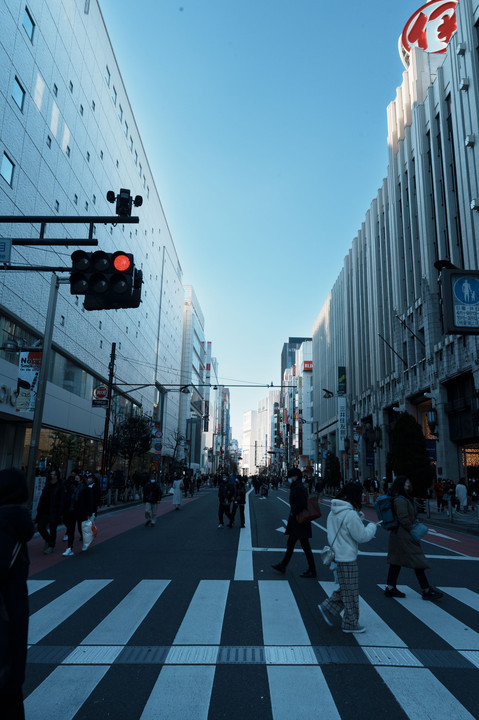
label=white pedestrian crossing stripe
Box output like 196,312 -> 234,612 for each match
25,580 -> 479,720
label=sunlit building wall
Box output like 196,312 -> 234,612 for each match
313,0 -> 479,482
0,1 -> 184,469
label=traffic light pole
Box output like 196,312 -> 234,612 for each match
25,273 -> 66,507
100,342 -> 116,497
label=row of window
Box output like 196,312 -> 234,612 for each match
105,65 -> 149,191
15,8 -> 151,200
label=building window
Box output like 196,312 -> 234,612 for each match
124,121 -> 128,137
105,65 -> 111,86
86,151 -> 90,162
85,201 -> 89,211
69,80 -> 73,93
54,200 -> 59,212
129,136 -> 133,151
12,77 -> 25,111
0,153 -> 14,186
66,145 -> 71,157
118,104 -> 123,121
74,193 -> 78,205
92,194 -> 96,205
147,186 -> 150,198
116,159 -> 119,168
134,150 -> 138,165
92,99 -> 95,111
139,162 -> 142,177
23,7 -> 35,42
80,104 -> 84,116
46,135 -> 52,148
112,86 -> 117,105
100,340 -> 103,349
60,315 -> 65,326
100,150 -> 103,160
53,83 -> 58,97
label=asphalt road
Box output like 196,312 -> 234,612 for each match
23,486 -> 479,720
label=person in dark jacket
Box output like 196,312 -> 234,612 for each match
384,475 -> 443,600
143,478 -> 162,526
272,467 -> 317,578
62,473 -> 84,557
35,467 -> 63,554
217,477 -> 233,527
0,468 -> 35,719
229,477 -> 247,528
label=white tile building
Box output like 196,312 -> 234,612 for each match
0,1 -> 184,471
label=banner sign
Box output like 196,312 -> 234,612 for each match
16,351 -> 42,412
338,396 -> 347,452
338,366 -> 346,395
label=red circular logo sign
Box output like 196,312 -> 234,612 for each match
93,385 -> 108,399
401,0 -> 457,62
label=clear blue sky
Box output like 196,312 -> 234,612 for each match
99,0 -> 420,439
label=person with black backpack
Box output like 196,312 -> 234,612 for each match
143,478 -> 162,526
384,475 -> 443,600
0,468 -> 35,720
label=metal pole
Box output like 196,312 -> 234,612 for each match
101,342 -> 116,494
26,273 -> 60,507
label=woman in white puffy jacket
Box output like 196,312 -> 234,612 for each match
318,482 -> 377,633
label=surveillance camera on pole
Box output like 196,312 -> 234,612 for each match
106,188 -> 143,217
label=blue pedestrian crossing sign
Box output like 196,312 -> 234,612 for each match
442,269 -> 479,334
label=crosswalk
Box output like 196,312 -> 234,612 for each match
24,578 -> 479,719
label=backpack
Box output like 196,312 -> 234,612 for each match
374,494 -> 398,530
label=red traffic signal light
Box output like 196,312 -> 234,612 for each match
70,250 -> 141,310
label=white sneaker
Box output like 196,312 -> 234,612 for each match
62,548 -> 74,557
218,524 -> 224,528
62,534 -> 68,541
342,625 -> 366,634
81,545 -> 88,551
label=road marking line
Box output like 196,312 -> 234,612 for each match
28,579 -> 113,645
24,665 -> 109,720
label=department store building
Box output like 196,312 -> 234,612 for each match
0,1 -> 185,473
313,0 -> 479,483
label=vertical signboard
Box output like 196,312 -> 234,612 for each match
338,396 -> 347,452
338,366 -> 346,395
16,351 -> 42,412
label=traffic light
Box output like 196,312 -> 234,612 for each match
70,250 -> 142,310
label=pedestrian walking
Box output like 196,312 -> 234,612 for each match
77,475 -> 97,552
384,475 -> 443,600
144,478 -> 162,526
35,467 -> 63,554
271,467 -> 317,578
171,475 -> 183,510
62,473 -> 83,557
455,478 -> 468,512
317,482 -> 377,633
0,468 -> 35,720
434,478 -> 445,512
229,477 -> 247,528
218,477 -> 233,527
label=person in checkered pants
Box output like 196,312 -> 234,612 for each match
318,482 -> 377,633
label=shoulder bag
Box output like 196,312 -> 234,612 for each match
410,520 -> 428,541
320,517 -> 345,566
296,495 -> 321,524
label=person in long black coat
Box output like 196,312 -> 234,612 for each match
0,468 -> 35,720
35,467 -> 63,554
272,467 -> 317,578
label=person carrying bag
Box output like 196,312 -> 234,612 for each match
318,483 -> 377,634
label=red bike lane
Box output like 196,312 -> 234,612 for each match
28,496 -> 199,577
